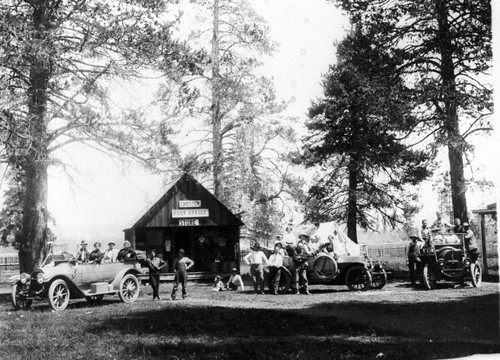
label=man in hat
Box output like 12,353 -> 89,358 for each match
117,240 -> 137,262
226,268 -> 245,291
89,241 -> 104,263
406,234 -> 424,286
267,242 -> 284,295
102,241 -> 118,263
243,241 -> 269,294
463,223 -> 479,261
146,249 -> 166,301
292,237 -> 311,294
171,248 -> 194,300
75,240 -> 90,263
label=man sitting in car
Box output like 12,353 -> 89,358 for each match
117,240 -> 137,262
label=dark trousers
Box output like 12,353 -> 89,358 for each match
408,258 -> 422,285
172,270 -> 188,297
292,262 -> 308,292
250,264 -> 265,293
267,266 -> 282,294
149,272 -> 160,299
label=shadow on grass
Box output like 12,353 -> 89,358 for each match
81,293 -> 500,360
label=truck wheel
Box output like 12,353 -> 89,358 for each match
118,274 -> 140,303
11,284 -> 32,310
48,279 -> 70,311
470,262 -> 482,287
370,269 -> 387,290
278,268 -> 291,294
345,266 -> 372,291
422,263 -> 437,290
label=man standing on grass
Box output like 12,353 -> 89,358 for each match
147,249 -> 166,301
406,235 -> 423,286
267,242 -> 283,295
244,242 -> 269,294
171,249 -> 194,300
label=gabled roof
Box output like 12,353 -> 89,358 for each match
127,173 -> 244,229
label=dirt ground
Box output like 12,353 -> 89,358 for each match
1,279 -> 499,359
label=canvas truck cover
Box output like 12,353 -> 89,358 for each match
314,221 -> 360,257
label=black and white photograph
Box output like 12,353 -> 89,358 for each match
0,0 -> 498,359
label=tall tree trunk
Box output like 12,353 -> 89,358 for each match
347,160 -> 358,243
435,0 -> 468,222
211,0 -> 223,198
18,2 -> 52,273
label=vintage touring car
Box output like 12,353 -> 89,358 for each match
419,232 -> 482,290
10,249 -> 142,311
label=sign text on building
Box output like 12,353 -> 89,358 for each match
179,200 -> 201,208
172,209 -> 209,218
179,219 -> 200,226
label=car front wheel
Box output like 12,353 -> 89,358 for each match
11,283 -> 32,311
118,274 -> 140,303
345,266 -> 372,291
470,262 -> 482,287
422,263 -> 437,290
48,279 -> 70,311
370,269 -> 387,290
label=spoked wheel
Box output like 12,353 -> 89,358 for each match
370,269 -> 387,290
422,263 -> 437,290
118,274 -> 140,303
470,262 -> 482,287
11,284 -> 32,311
277,268 -> 291,294
48,279 -> 70,311
345,266 -> 372,291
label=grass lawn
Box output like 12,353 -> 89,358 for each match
1,282 -> 499,360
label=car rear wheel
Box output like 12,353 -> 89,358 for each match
48,279 -> 70,311
345,266 -> 372,291
470,262 -> 482,287
118,274 -> 140,303
422,263 -> 437,290
11,284 -> 32,311
370,269 -> 387,290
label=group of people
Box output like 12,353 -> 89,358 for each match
74,240 -> 137,264
146,248 -> 194,301
407,214 -> 479,286
242,231 -> 327,295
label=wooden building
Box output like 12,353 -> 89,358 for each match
124,173 -> 243,276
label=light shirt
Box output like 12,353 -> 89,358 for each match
173,256 -> 194,271
268,253 -> 283,267
244,250 -> 269,265
227,274 -> 245,291
102,248 -> 118,262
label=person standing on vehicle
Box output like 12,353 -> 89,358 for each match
267,242 -> 284,295
419,220 -> 432,248
453,218 -> 464,234
117,240 -> 137,262
243,242 -> 269,294
171,249 -> 194,300
75,240 -> 90,263
147,249 -> 166,301
431,212 -> 451,232
406,235 -> 423,286
102,241 -> 118,263
89,241 -> 104,263
463,223 -> 479,261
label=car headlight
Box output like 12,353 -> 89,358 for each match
36,273 -> 45,284
463,258 -> 471,267
438,259 -> 445,267
20,273 -> 31,284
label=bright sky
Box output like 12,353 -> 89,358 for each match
2,0 -> 497,249
44,0 -> 350,248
